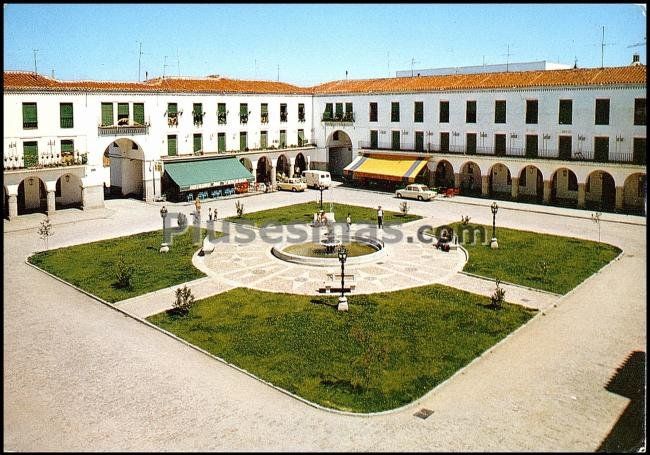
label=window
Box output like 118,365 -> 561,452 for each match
559,99 -> 572,125
370,130 -> 378,148
440,132 -> 449,152
594,137 -> 609,162
391,102 -> 400,122
634,98 -> 646,125
218,132 -> 226,152
466,101 -> 476,123
526,100 -> 538,124
344,102 -> 353,121
117,103 -> 129,124
261,103 -> 269,123
369,102 -> 378,122
260,131 -> 268,149
335,103 -> 343,120
240,132 -> 247,151
280,130 -> 286,148
466,133 -> 477,154
193,103 -> 204,126
558,135 -> 572,160
167,135 -> 177,156
61,139 -> 74,164
525,135 -> 538,158
22,102 -> 39,130
280,103 -> 288,122
324,103 -> 333,120
240,103 -> 248,124
101,103 -> 113,126
193,134 -> 202,153
494,134 -> 506,156
391,130 -> 400,150
133,103 -> 145,125
60,103 -> 73,129
494,100 -> 506,123
167,103 -> 178,127
218,103 -> 227,124
414,101 -> 423,123
415,131 -> 424,151
23,141 -> 38,167
298,103 -> 305,122
439,101 -> 449,123
633,138 -> 646,164
298,129 -> 305,146
595,99 -> 610,125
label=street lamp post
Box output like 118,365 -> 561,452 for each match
318,184 -> 325,211
160,205 -> 169,253
337,246 -> 349,311
490,201 -> 499,249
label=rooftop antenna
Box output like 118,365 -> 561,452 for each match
502,44 -> 514,72
345,70 -> 348,80
137,41 -> 144,81
51,67 -> 55,78
410,57 -> 419,77
33,49 -> 38,75
627,36 -> 646,49
600,26 -> 617,68
574,57 -> 578,69
176,48 -> 180,76
163,55 -> 168,78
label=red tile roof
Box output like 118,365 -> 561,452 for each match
309,65 -> 647,94
3,72 -> 311,94
4,65 -> 646,95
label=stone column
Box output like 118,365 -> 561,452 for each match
47,190 -> 56,215
270,165 -> 276,188
251,160 -> 258,184
481,175 -> 490,196
615,186 -> 624,211
511,177 -> 519,200
8,195 -> 18,220
454,172 -> 461,189
288,158 -> 295,178
543,180 -> 552,204
306,156 -> 311,170
577,183 -> 586,208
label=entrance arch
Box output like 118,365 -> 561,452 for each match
276,154 -> 291,179
459,162 -> 482,194
239,157 -> 253,173
623,173 -> 646,213
294,153 -> 307,176
54,173 -> 83,210
586,170 -> 616,211
256,156 -> 272,184
550,167 -> 579,207
433,160 -> 454,188
518,165 -> 544,202
326,130 -> 352,177
17,176 -> 47,215
488,163 -> 511,197
103,138 -> 145,199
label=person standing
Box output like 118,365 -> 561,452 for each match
346,213 -> 351,232
208,207 -> 213,221
377,206 -> 383,229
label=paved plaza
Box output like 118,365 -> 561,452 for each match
3,185 -> 646,451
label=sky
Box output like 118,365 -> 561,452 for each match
3,3 -> 647,86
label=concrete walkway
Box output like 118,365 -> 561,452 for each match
3,188 -> 646,451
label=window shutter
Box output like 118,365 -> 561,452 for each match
193,134 -> 202,152
118,103 -> 129,117
218,103 -> 226,114
60,103 -> 73,128
240,132 -> 247,151
218,133 -> 226,152
168,103 -> 177,116
23,142 -> 39,167
193,103 -> 202,115
298,129 -> 305,145
168,135 -> 177,156
61,140 -> 74,153
240,104 -> 248,116
260,131 -> 267,149
261,103 -> 268,115
133,103 -> 145,124
101,103 -> 113,126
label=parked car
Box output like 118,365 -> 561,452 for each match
277,177 -> 307,192
396,184 -> 438,201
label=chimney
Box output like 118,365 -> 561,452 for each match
631,53 -> 641,65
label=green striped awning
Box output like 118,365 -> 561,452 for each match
164,157 -> 254,191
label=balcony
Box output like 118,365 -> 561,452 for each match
4,151 -> 88,171
193,113 -> 205,127
60,118 -> 74,129
298,113 -> 306,122
261,113 -> 269,124
218,113 -> 227,125
280,112 -> 288,122
322,112 -> 355,124
240,114 -> 249,125
167,115 -> 179,127
98,124 -> 149,136
22,121 -> 38,129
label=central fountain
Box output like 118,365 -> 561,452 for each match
320,220 -> 341,254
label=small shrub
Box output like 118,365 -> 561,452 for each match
489,278 -> 506,309
114,256 -> 135,290
171,285 -> 195,315
177,212 -> 187,229
37,217 -> 54,250
235,200 -> 244,218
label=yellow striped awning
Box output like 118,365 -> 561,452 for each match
344,155 -> 428,182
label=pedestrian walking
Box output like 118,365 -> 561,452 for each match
377,206 -> 383,229
208,207 -> 213,221
346,213 -> 351,232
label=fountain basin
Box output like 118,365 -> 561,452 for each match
271,235 -> 386,267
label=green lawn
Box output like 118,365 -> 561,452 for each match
446,222 -> 621,294
147,285 -> 535,413
225,201 -> 421,227
29,228 -> 214,302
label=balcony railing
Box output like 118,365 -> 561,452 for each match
358,141 -> 640,165
193,113 -> 204,127
4,152 -> 88,171
240,114 -> 249,124
261,113 -> 269,124
167,115 -> 178,127
218,113 -> 227,125
280,112 -> 288,122
322,112 -> 355,123
22,121 -> 38,129
98,124 -> 149,136
60,118 -> 74,129
298,113 -> 306,122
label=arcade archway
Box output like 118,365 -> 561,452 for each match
103,138 -> 145,199
327,130 -> 352,177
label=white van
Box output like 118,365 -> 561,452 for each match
302,170 -> 332,188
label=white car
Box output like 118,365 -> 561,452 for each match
277,177 -> 307,192
396,184 -> 438,201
